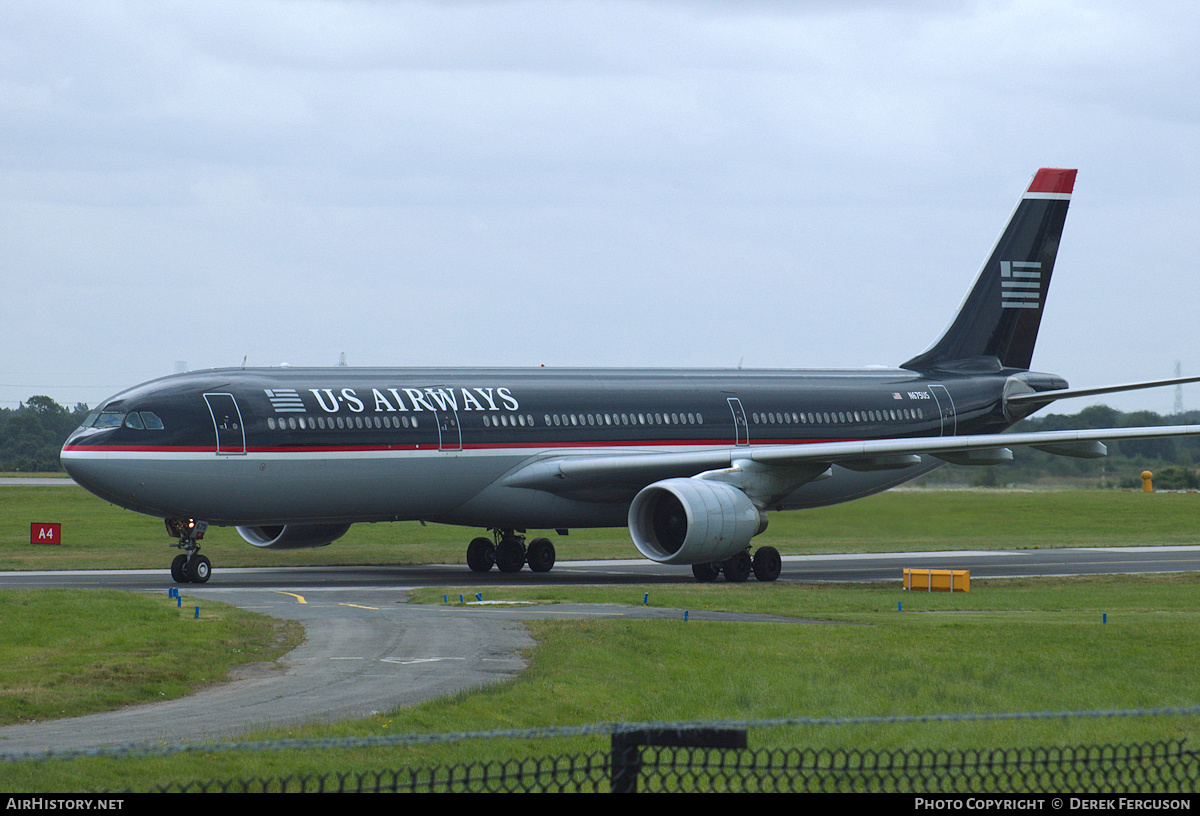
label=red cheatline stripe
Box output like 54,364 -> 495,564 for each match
62,445 -> 215,453
1027,168 -> 1077,195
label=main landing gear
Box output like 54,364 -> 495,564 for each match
466,530 -> 557,574
166,518 -> 212,584
691,546 -> 781,583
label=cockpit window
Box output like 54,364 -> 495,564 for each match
95,412 -> 125,428
80,412 -> 99,429
91,411 -> 164,430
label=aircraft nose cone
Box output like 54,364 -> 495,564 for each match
60,444 -> 102,493
60,433 -> 125,506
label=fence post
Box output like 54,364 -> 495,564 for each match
610,727 -> 748,793
610,731 -> 643,793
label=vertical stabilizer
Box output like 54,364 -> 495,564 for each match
901,168 -> 1076,372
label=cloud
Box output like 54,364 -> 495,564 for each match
2,1 -> 1199,413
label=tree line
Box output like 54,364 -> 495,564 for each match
0,397 -> 91,473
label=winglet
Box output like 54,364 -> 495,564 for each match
1027,168 -> 1076,197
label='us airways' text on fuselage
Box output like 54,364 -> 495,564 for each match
266,387 -> 520,415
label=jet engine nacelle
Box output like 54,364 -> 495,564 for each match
235,523 -> 351,550
628,478 -> 767,565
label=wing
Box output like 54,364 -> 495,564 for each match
503,424 -> 1200,502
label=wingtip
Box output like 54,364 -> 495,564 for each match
1028,168 -> 1077,195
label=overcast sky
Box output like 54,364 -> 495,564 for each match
3,1 -> 1198,415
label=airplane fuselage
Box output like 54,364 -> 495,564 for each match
61,363 -> 1063,529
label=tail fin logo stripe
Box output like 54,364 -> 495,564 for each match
1001,261 -> 1043,310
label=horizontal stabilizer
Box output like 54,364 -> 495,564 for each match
1006,375 -> 1200,407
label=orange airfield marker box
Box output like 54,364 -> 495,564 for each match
903,568 -> 970,593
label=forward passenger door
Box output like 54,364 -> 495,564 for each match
203,393 -> 246,455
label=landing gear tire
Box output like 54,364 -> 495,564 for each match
185,554 -> 211,584
467,537 -> 496,572
166,518 -> 211,584
752,546 -> 782,583
496,536 -> 526,573
722,550 -> 752,583
171,554 -> 189,584
692,561 -> 721,582
526,537 -> 556,573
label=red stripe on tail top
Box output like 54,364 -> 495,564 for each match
1027,168 -> 1077,195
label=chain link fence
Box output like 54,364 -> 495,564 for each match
6,709 -> 1199,793
142,736 -> 1197,793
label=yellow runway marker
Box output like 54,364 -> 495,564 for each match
339,603 -> 381,610
276,591 -> 307,604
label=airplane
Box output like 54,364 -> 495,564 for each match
61,167 -> 1200,585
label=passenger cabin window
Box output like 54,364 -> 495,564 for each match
268,412 -> 423,431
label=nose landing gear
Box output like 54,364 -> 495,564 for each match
166,518 -> 212,584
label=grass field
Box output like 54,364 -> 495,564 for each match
1,485 -> 1199,790
3,484 -> 1200,571
0,590 -> 300,725
3,573 -> 1200,791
